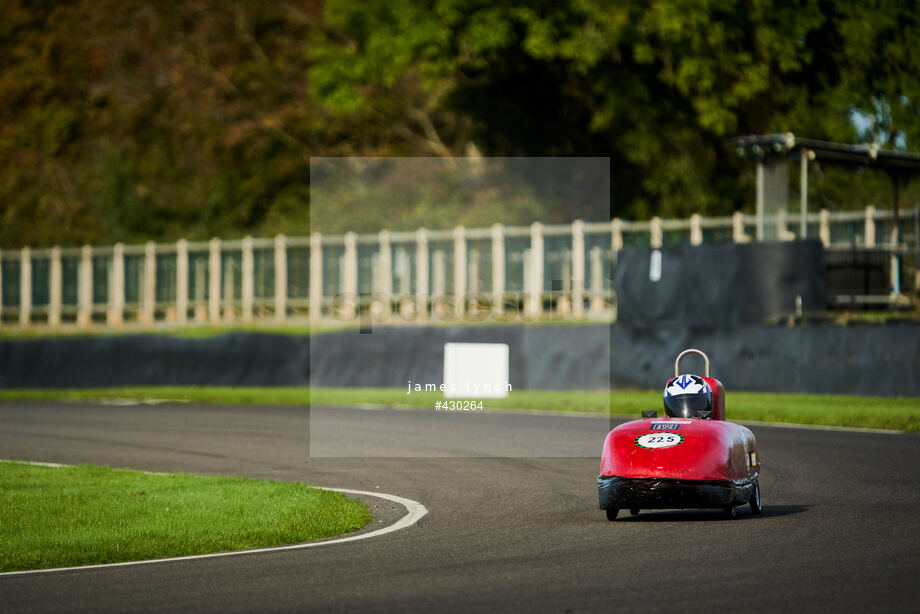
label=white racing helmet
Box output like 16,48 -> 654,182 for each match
663,374 -> 713,418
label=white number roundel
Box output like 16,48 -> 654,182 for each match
635,433 -> 684,449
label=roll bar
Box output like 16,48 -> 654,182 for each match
675,349 -> 710,378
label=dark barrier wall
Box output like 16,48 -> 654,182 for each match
1,323 -> 917,396
308,325 -> 612,391
610,324 -> 920,396
0,326 -> 613,391
0,333 -> 310,388
615,241 -> 826,328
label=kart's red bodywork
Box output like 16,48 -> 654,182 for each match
598,350 -> 761,519
598,415 -> 757,483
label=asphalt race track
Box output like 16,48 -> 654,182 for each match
1,402 -> 918,613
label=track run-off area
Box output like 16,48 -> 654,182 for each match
1,401 -> 918,613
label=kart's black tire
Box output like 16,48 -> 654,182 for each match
722,504 -> 737,519
749,481 -> 762,514
606,507 -> 619,521
629,507 -> 640,516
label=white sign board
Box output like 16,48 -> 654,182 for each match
649,249 -> 662,282
443,343 -> 510,398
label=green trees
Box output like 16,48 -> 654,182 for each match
1,0 -> 321,246
311,0 -> 920,221
2,1 -> 919,245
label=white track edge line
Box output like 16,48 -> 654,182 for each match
0,466 -> 427,577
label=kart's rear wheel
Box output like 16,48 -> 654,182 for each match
749,481 -> 762,514
629,507 -> 640,516
722,504 -> 737,519
605,507 -> 619,521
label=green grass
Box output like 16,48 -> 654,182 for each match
828,308 -> 920,324
0,386 -> 605,412
0,461 -> 371,572
0,386 -> 917,432
607,390 -> 920,432
315,387 -> 612,414
0,318 -> 607,341
0,386 -> 314,406
0,323 -> 319,341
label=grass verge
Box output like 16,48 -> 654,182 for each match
0,323 -> 316,340
0,461 -> 371,572
0,318 -> 606,340
608,390 -> 919,432
0,386 -> 916,432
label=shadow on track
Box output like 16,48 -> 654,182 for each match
610,504 -> 810,522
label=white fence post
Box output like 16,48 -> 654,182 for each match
491,223 -> 504,315
373,230 -> 391,321
77,245 -> 92,327
49,247 -> 62,327
732,212 -> 749,243
20,247 -> 32,327
141,241 -> 156,326
890,225 -> 900,294
819,209 -> 831,247
690,214 -> 703,245
800,149 -> 810,238
526,222 -> 543,317
194,258 -> 207,322
558,250 -> 572,316
109,243 -> 124,326
176,239 -> 188,325
309,232 -> 323,325
274,234 -> 287,323
865,206 -> 876,247
223,256 -> 235,323
589,246 -> 603,314
241,236 -> 254,323
415,228 -> 428,321
469,249 -> 480,295
342,231 -> 357,321
611,218 -> 623,255
777,210 -> 795,240
572,220 -> 585,318
376,231 -> 392,295
650,217 -> 663,248
453,226 -> 466,318
432,250 -> 446,317
433,253 -> 445,298
208,238 -> 221,324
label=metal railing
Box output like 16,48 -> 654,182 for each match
1,206 -> 917,329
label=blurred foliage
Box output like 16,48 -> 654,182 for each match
309,157 -> 610,232
1,0 -> 323,247
2,0 -> 920,246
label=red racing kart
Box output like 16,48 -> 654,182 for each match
598,349 -> 761,520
